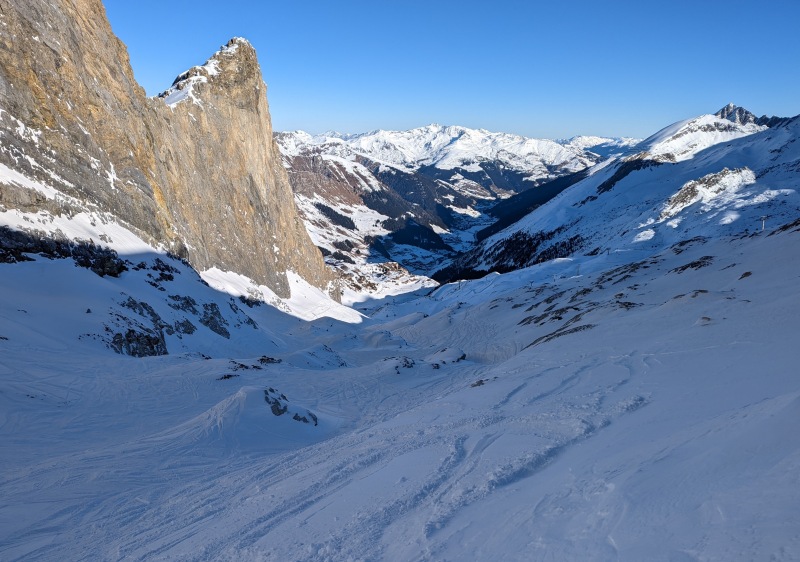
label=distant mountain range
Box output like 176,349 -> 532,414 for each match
276,126 -> 638,283
276,106 -> 796,293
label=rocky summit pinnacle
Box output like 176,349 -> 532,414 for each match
715,103 -> 759,125
0,0 -> 336,299
715,103 -> 789,129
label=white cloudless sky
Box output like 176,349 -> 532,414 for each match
104,0 -> 800,139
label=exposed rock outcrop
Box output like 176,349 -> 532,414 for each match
714,103 -> 790,129
0,0 -> 335,298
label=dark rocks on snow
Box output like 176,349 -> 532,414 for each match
714,103 -> 789,128
313,202 -> 356,230
168,294 -> 199,314
262,387 -> 318,425
0,226 -> 127,276
121,297 -> 163,327
228,299 -> 258,329
238,294 -> 263,308
525,324 -> 596,349
200,303 -> 230,339
110,328 -> 167,357
331,251 -> 355,264
259,356 -> 282,365
595,158 -> 663,195
671,256 -> 714,274
172,319 -> 197,335
264,388 -> 289,416
293,412 -> 319,425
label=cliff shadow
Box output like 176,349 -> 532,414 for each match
0,226 -> 362,361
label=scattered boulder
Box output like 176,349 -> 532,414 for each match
263,387 -> 318,426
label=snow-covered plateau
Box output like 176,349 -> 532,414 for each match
2,106 -> 800,562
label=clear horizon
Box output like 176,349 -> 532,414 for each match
104,0 -> 800,139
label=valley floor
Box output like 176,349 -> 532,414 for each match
1,227 -> 799,561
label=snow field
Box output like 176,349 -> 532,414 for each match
2,108 -> 799,560
1,223 -> 799,560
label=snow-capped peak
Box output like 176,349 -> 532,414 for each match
279,124 -> 599,176
636,112 -> 766,162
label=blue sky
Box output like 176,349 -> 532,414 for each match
104,0 -> 800,139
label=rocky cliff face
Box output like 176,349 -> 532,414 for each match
0,0 -> 335,298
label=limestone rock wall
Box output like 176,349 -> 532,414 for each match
0,0 -> 335,298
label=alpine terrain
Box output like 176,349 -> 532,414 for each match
1,1 -> 799,561
276,127 -> 637,285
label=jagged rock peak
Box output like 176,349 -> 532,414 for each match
715,103 -> 759,125
715,103 -> 789,128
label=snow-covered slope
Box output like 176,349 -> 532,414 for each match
284,125 -> 587,172
333,124 -> 595,176
2,193 -> 799,561
2,105 -> 800,561
637,113 -> 766,163
438,107 -> 799,280
560,135 -> 640,158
